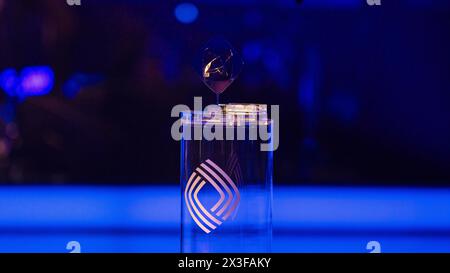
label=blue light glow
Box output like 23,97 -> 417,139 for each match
298,49 -> 320,111
327,93 -> 359,124
243,41 -> 263,62
17,66 -> 54,97
0,69 -> 19,97
174,3 -> 199,24
0,186 -> 449,230
0,66 -> 54,99
298,73 -> 315,111
0,186 -> 449,252
63,73 -> 104,99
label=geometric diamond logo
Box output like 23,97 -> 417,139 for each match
184,159 -> 241,234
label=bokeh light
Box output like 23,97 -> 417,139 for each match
174,3 -> 198,24
18,66 -> 54,97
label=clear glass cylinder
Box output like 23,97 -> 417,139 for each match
180,104 -> 273,253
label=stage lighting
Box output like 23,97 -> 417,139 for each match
174,3 -> 199,24
17,66 -> 54,98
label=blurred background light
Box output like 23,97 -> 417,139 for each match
327,93 -> 359,124
0,185 -> 449,252
17,66 -> 54,98
242,41 -> 263,62
0,186 -> 449,230
0,69 -> 19,97
174,3 -> 199,24
63,73 -> 104,99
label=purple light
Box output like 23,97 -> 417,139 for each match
17,66 -> 54,97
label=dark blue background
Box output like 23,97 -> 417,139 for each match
0,0 -> 449,185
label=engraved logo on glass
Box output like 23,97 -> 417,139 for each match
184,159 -> 240,234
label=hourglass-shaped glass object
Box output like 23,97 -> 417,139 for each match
196,38 -> 244,103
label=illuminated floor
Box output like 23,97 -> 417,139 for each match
0,186 -> 449,253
